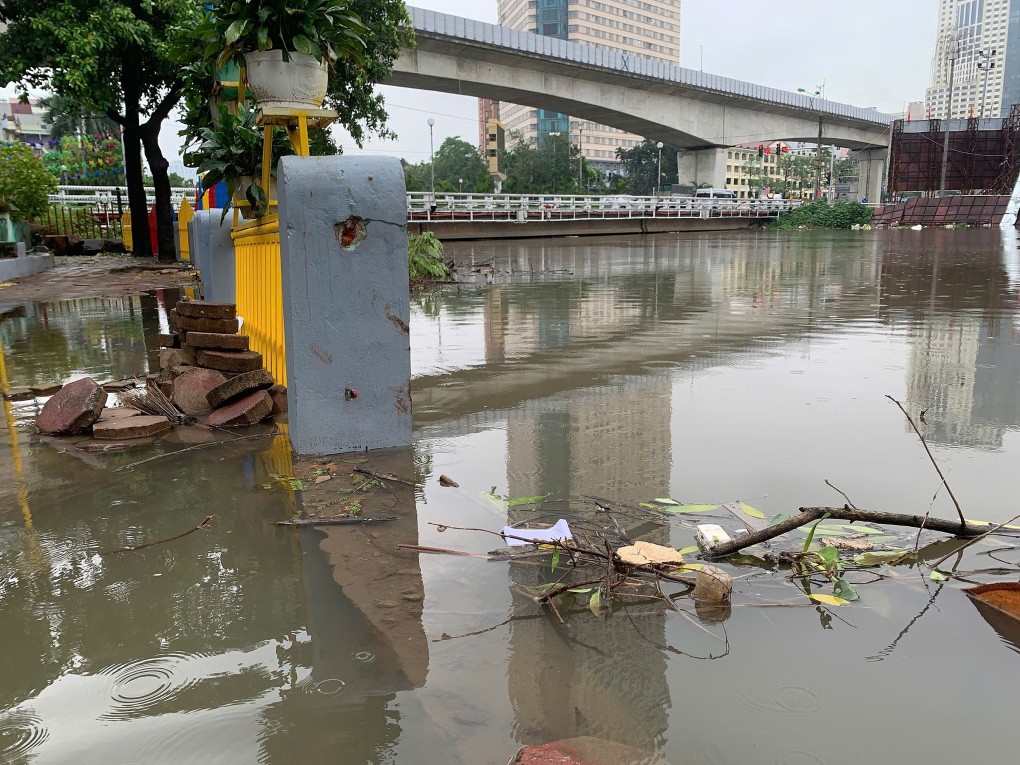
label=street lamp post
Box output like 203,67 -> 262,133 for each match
797,82 -> 825,200
978,49 -> 998,118
656,141 -> 664,197
427,117 -> 436,196
458,178 -> 464,193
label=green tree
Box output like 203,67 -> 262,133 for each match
38,94 -> 121,141
401,158 -> 430,192
0,143 -> 59,219
323,0 -> 414,148
431,137 -> 492,193
0,0 -> 201,259
616,140 -> 679,195
503,132 -> 592,194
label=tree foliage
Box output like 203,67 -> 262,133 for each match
616,140 -> 679,195
771,201 -> 873,229
0,143 -> 59,219
403,137 -> 492,193
323,0 -> 414,148
39,94 -> 120,141
0,0 -> 201,259
502,132 -> 597,194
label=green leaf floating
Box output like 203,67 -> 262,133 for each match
740,503 -> 766,519
833,578 -> 860,601
659,504 -> 720,514
853,550 -> 907,566
589,588 -> 602,615
506,495 -> 548,506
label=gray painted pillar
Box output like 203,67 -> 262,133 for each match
278,155 -> 411,455
188,211 -> 211,292
206,212 -> 236,303
856,148 -> 887,204
678,147 -> 728,189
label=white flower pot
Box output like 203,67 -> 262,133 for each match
244,50 -> 328,110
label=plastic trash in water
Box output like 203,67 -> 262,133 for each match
502,519 -> 572,547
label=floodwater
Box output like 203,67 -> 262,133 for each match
3,229 -> 1020,764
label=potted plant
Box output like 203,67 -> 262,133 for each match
183,105 -> 294,219
216,0 -> 368,110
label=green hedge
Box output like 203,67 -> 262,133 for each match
771,201 -> 873,230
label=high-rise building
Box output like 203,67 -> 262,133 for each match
485,0 -> 682,177
925,0 -> 1020,119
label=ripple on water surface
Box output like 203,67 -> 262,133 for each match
0,710 -> 49,761
98,652 -> 208,721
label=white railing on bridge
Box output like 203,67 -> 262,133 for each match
51,186 -> 195,211
407,193 -> 801,223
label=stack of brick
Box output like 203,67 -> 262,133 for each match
156,299 -> 287,426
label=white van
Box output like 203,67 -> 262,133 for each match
694,188 -> 737,207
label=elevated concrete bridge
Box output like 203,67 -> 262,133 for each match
389,7 -> 893,198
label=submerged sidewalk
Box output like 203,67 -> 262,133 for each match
0,255 -> 200,305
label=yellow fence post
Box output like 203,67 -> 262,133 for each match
121,212 -> 133,252
177,196 -> 194,262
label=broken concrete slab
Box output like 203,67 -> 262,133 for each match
206,368 -> 275,409
95,406 -> 143,423
156,332 -> 180,348
92,415 -> 171,440
175,300 -> 237,320
196,349 -> 263,374
36,377 -> 107,435
205,390 -> 272,427
159,347 -> 196,369
3,387 -> 34,401
171,367 -> 227,416
184,331 -> 249,351
30,382 -> 63,396
101,379 -> 139,392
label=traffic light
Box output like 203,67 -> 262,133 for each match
764,147 -> 771,154
781,145 -> 789,153
757,145 -> 764,157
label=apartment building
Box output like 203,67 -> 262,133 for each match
486,0 -> 682,176
925,0 -> 1020,119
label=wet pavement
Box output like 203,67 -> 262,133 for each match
3,229 -> 1020,764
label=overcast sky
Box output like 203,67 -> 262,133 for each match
4,0 -> 939,176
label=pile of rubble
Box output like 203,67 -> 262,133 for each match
33,299 -> 286,446
154,299 -> 286,426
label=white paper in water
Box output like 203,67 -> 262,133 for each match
502,519 -> 572,547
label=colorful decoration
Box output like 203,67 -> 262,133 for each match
41,134 -> 125,186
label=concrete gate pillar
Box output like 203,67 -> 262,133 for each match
678,147 -> 728,189
856,147 -> 888,204
277,155 -> 412,455
189,210 -> 235,303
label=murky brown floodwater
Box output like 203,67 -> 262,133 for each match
3,229 -> 1020,764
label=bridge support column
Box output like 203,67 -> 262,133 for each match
856,147 -> 888,204
678,148 -> 728,190
278,155 -> 412,455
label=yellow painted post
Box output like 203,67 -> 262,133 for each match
177,196 -> 194,262
121,212 -> 133,252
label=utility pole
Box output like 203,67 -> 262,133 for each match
815,115 -> 823,201
978,48 -> 997,119
656,141 -> 664,197
938,35 -> 960,196
427,118 -> 436,196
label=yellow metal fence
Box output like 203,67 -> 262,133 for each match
232,214 -> 287,386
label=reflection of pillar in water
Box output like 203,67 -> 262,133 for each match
137,292 -> 162,374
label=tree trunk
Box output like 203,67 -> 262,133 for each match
121,58 -> 151,258
141,124 -> 177,262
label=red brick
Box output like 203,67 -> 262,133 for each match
197,349 -> 263,373
205,390 -> 272,427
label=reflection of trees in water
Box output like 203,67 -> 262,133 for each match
0,297 -> 152,386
